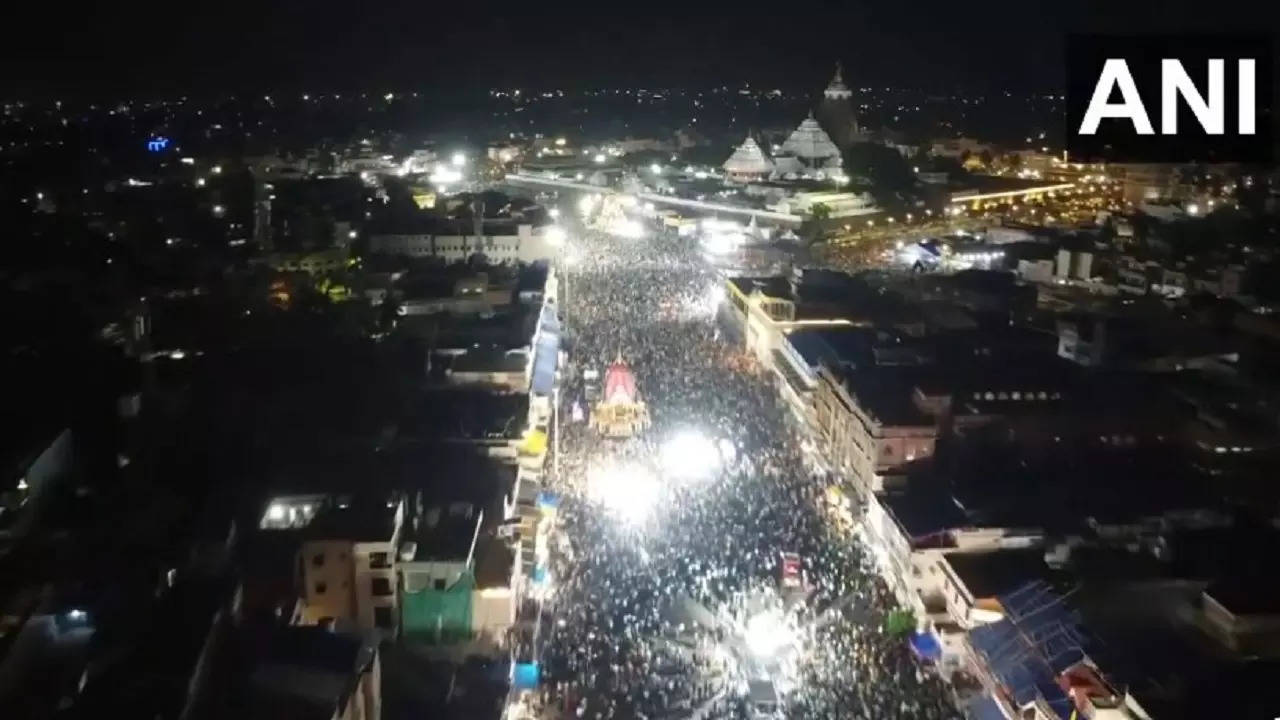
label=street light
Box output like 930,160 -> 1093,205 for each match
451,152 -> 466,168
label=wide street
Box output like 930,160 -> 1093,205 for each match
524,206 -> 960,719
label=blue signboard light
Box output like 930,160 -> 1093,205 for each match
147,137 -> 170,152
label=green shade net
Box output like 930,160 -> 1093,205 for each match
401,570 -> 475,644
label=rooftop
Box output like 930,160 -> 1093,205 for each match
400,389 -> 529,441
944,548 -> 1053,600
727,275 -> 793,302
1204,577 -> 1280,616
192,623 -> 376,720
304,494 -> 400,542
447,347 -> 529,375
824,362 -> 934,427
879,480 -> 970,541
411,502 -> 482,562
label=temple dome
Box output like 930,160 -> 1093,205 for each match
824,62 -> 852,99
781,114 -> 841,164
722,135 -> 773,179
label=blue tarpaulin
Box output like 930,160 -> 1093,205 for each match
537,491 -> 561,509
513,662 -> 540,689
531,331 -> 559,396
909,630 -> 942,661
965,694 -> 1009,720
968,581 -> 1085,720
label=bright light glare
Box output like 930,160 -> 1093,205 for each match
545,226 -> 567,245
661,430 -> 720,480
588,463 -> 659,524
650,163 -> 662,174
593,153 -> 606,164
451,152 -> 466,167
578,195 -> 598,215
745,610 -> 792,658
430,166 -> 463,185
703,231 -> 744,254
266,504 -> 285,521
548,207 -> 561,219
610,219 -> 644,239
705,285 -> 725,314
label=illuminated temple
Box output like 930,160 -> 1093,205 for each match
723,63 -> 858,182
722,135 -> 774,182
591,355 -> 650,438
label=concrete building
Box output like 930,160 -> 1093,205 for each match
369,223 -> 557,264
398,501 -> 521,652
281,495 -> 406,636
812,363 -> 938,496
1200,580 -> 1280,657
192,623 -> 382,720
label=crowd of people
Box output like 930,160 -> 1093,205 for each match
534,210 -> 961,720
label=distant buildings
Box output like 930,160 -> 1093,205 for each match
370,222 -> 559,265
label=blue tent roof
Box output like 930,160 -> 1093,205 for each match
513,662 -> 540,689
538,303 -> 561,334
909,630 -> 942,660
968,581 -> 1086,719
965,694 -> 1008,720
530,332 -> 558,396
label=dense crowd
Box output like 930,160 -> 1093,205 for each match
534,211 -> 960,720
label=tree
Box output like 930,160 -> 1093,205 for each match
810,202 -> 832,222
843,142 -> 917,208
884,608 -> 917,638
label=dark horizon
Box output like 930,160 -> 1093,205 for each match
3,0 -> 1270,100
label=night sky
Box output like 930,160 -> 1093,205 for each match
1,0 -> 1271,98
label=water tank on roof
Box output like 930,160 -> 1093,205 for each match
399,541 -> 418,563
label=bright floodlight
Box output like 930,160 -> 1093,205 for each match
745,610 -> 792,658
588,463 -> 659,525
578,195 -> 597,215
548,207 -> 561,219
430,166 -> 462,185
545,226 -> 566,246
650,163 -> 662,174
593,153 -> 606,164
705,285 -> 725,315
661,430 -> 720,480
610,218 -> 645,239
451,152 -> 466,167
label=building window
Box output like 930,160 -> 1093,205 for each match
371,577 -> 393,596
374,606 -> 394,629
369,552 -> 391,569
312,553 -> 325,568
434,578 -> 446,591
315,582 -> 327,594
